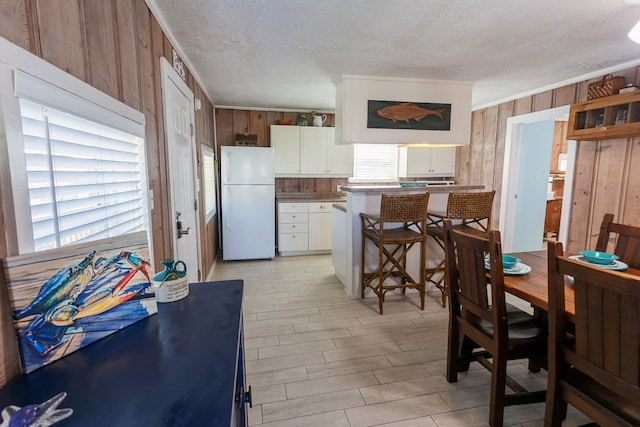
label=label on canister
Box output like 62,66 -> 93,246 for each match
153,276 -> 189,303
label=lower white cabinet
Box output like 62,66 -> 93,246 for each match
278,201 -> 332,256
308,203 -> 332,250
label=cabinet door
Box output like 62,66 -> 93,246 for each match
429,147 -> 456,175
308,203 -> 332,250
405,147 -> 431,176
405,147 -> 455,176
326,128 -> 354,176
271,125 -> 300,174
300,127 -> 329,174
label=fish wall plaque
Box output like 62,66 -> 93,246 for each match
367,100 -> 451,131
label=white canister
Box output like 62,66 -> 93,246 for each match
153,276 -> 189,303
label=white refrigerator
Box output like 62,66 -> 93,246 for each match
221,146 -> 275,261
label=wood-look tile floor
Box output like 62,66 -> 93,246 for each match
208,254 -> 593,427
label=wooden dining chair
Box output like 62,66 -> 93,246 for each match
595,213 -> 640,268
360,192 -> 430,314
427,190 -> 496,306
443,219 -> 546,427
545,240 -> 640,426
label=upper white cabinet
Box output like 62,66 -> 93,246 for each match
398,146 -> 456,177
335,75 -> 473,146
271,125 -> 301,174
271,125 -> 353,177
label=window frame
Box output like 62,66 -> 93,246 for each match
350,143 -> 399,183
202,145 -> 217,222
0,37 -> 149,256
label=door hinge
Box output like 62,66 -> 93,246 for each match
190,123 -> 194,136
194,199 -> 198,210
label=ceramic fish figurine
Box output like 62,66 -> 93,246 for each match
376,102 -> 445,123
0,392 -> 72,427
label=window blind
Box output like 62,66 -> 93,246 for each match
202,145 -> 216,221
352,144 -> 399,181
20,98 -> 146,251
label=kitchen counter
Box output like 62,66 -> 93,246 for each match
276,191 -> 346,203
339,184 -> 483,194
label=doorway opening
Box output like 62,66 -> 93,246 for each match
499,105 -> 576,253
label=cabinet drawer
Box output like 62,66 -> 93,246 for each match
308,202 -> 333,213
278,233 -> 309,251
278,203 -> 308,213
279,212 -> 308,223
279,223 -> 309,233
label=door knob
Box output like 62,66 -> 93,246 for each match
177,220 -> 191,238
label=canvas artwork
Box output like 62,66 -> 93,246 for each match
367,100 -> 452,130
2,231 -> 157,374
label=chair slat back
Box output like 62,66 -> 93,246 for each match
446,190 -> 496,231
379,192 -> 430,223
595,213 -> 640,269
444,219 -> 506,324
549,241 -> 640,401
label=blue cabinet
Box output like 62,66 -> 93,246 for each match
0,280 -> 249,426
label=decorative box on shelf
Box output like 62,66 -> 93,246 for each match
586,74 -> 626,100
567,91 -> 640,141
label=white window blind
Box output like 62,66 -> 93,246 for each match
202,145 -> 216,221
19,98 -> 147,251
352,144 -> 399,181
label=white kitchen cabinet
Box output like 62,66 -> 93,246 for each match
271,125 -> 353,177
308,202 -> 332,250
278,201 -> 333,256
300,127 -> 353,176
271,125 -> 301,174
277,203 -> 308,255
398,146 -> 456,177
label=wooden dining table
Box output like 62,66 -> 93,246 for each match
503,250 -> 640,322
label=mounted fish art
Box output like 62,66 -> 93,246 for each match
367,100 -> 451,131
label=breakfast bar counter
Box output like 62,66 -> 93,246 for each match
334,184 -> 484,298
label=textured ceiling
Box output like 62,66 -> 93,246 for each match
146,0 -> 640,111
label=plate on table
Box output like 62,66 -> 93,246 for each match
485,261 -> 532,275
569,255 -> 628,271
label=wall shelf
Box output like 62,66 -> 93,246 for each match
567,92 -> 640,141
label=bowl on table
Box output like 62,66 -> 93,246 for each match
579,250 -> 619,265
501,255 -> 521,269
485,254 -> 521,269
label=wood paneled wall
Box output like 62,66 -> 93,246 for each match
214,109 -> 348,193
458,67 -> 640,254
0,0 -> 216,385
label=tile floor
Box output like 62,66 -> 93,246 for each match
208,254 -> 593,427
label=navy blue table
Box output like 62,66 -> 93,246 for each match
0,280 -> 248,426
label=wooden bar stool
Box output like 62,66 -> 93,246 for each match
360,192 -> 430,314
426,190 -> 495,306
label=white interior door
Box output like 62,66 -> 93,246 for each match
161,58 -> 200,283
